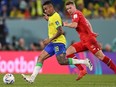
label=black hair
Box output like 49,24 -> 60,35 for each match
43,1 -> 53,6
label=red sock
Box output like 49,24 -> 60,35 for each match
66,54 -> 84,70
102,56 -> 116,74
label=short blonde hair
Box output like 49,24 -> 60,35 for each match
65,0 -> 75,6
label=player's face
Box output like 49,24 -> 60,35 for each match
66,4 -> 75,15
43,5 -> 53,16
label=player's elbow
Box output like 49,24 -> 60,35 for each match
71,25 -> 77,28
58,29 -> 64,35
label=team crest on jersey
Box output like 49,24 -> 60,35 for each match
55,21 -> 59,25
73,14 -> 78,19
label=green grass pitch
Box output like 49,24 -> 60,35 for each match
0,74 -> 116,87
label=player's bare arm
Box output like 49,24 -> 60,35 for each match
49,26 -> 64,40
43,26 -> 63,45
63,21 -> 78,28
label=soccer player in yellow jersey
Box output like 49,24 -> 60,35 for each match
22,1 -> 93,83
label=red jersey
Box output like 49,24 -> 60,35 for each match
72,10 -> 97,42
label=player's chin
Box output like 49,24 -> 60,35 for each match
69,12 -> 72,15
47,12 -> 51,16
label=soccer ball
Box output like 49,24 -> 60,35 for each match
3,73 -> 15,84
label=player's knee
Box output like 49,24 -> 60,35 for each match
95,54 -> 104,60
58,61 -> 65,65
58,59 -> 68,65
56,54 -> 68,65
95,50 -> 105,60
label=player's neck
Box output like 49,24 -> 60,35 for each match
73,9 -> 77,13
71,9 -> 77,15
49,11 -> 56,16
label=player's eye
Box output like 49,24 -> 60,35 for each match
66,7 -> 71,11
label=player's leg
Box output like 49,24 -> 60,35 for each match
56,53 -> 92,70
67,53 -> 84,72
95,50 -> 116,74
22,43 -> 55,83
66,46 -> 84,70
86,37 -> 116,74
32,50 -> 51,79
66,42 -> 87,71
55,43 -> 93,70
66,42 -> 87,80
22,50 -> 51,83
67,54 -> 87,81
22,50 -> 50,83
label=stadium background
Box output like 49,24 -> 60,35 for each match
0,0 -> 116,75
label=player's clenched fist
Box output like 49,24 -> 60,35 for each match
43,13 -> 49,21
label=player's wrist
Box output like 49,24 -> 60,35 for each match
49,38 -> 52,42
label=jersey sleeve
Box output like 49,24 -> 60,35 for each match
53,14 -> 62,29
72,13 -> 79,23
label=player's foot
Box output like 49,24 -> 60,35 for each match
85,58 -> 93,71
21,74 -> 34,84
76,69 -> 87,81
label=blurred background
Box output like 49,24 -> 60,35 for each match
0,0 -> 116,74
0,0 -> 116,51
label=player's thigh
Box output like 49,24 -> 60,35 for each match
86,37 -> 101,54
66,42 -> 87,56
66,45 -> 76,56
38,43 -> 55,62
55,43 -> 66,56
54,43 -> 67,62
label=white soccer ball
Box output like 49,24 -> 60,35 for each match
3,73 -> 15,84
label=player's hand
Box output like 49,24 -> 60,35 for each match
43,13 -> 49,21
63,21 -> 68,26
43,38 -> 51,45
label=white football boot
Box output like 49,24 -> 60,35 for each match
21,74 -> 34,84
85,58 -> 93,71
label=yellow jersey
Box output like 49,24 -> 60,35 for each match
48,12 -> 66,45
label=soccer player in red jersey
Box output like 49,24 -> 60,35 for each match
63,1 -> 116,79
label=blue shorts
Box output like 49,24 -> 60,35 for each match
44,42 -> 66,57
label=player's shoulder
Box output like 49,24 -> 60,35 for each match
74,10 -> 83,15
53,12 -> 61,18
72,10 -> 83,19
73,10 -> 80,16
72,11 -> 78,19
52,12 -> 61,21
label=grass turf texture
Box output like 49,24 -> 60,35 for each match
0,74 -> 116,87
